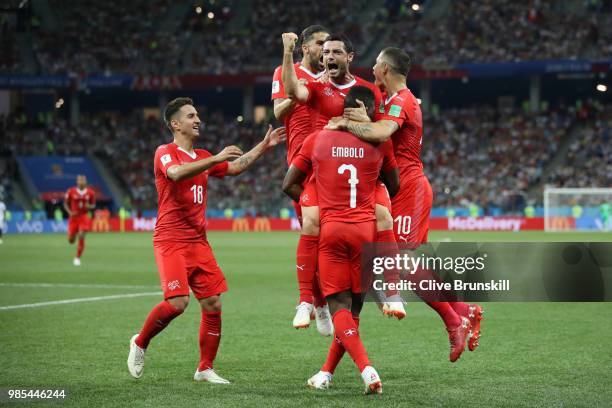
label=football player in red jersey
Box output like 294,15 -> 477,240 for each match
64,174 -> 96,266
283,86 -> 399,394
272,25 -> 333,334
280,32 -> 406,321
329,47 -> 483,361
127,97 -> 285,384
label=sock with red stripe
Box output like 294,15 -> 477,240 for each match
332,309 -> 370,372
76,237 -> 85,258
136,300 -> 183,348
198,311 -> 222,371
296,234 -> 318,304
322,316 -> 359,374
376,230 -> 400,297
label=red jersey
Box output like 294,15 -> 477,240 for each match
271,63 -> 323,164
292,129 -> 397,224
305,76 -> 383,131
380,88 -> 424,184
65,187 -> 95,216
153,143 -> 228,243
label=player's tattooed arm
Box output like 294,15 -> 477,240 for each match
347,120 -> 399,143
281,33 -> 309,103
227,126 -> 286,176
167,146 -> 243,181
282,165 -> 307,202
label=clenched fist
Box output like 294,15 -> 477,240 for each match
282,32 -> 298,53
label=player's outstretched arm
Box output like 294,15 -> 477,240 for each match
167,146 -> 243,182
326,116 -> 399,143
282,165 -> 307,202
226,126 -> 286,176
281,33 -> 309,103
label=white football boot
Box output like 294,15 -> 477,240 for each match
73,258 -> 81,266
127,334 -> 145,379
361,366 -> 382,394
194,368 -> 230,384
382,294 -> 407,320
307,371 -> 333,390
293,302 -> 314,329
315,305 -> 334,336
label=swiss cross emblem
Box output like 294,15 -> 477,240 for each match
324,87 -> 334,97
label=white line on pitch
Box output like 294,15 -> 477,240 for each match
0,283 -> 159,289
0,292 -> 161,311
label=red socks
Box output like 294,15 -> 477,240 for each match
296,234 -> 324,305
322,316 -> 360,374
376,230 -> 400,297
332,309 -> 370,372
135,300 -> 183,348
449,302 -> 470,318
198,311 -> 222,371
76,237 -> 85,258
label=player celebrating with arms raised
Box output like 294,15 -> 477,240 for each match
64,174 -> 95,266
329,47 -> 483,361
283,86 -> 400,394
272,25 -> 333,334
281,32 -> 406,322
127,97 -> 285,384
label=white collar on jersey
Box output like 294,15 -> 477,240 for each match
384,92 -> 398,105
76,188 -> 87,195
329,78 -> 357,90
177,146 -> 197,159
298,64 -> 324,79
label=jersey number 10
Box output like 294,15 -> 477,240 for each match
338,164 -> 359,208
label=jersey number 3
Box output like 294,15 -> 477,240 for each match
190,185 -> 203,204
338,164 -> 359,208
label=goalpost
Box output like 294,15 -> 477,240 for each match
544,187 -> 612,232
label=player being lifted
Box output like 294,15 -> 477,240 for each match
272,25 -> 333,335
283,86 -> 400,394
280,32 -> 407,322
64,175 -> 96,266
328,47 -> 483,361
127,97 -> 285,384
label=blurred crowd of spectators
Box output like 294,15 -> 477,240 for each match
2,109 -> 291,214
4,0 -> 610,76
5,102 -> 610,214
391,0 -> 608,67
547,103 -> 611,189
423,105 -> 576,212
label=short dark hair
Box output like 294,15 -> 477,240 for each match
324,34 -> 353,54
344,86 -> 376,120
381,47 -> 411,76
163,97 -> 193,131
299,25 -> 328,47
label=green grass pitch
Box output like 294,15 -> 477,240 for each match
1,231 -> 611,407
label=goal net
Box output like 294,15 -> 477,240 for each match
544,187 -> 612,232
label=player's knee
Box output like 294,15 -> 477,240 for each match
68,236 -> 76,244
301,214 -> 320,236
199,295 -> 222,312
326,291 -> 352,316
376,205 -> 393,231
167,296 -> 189,312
